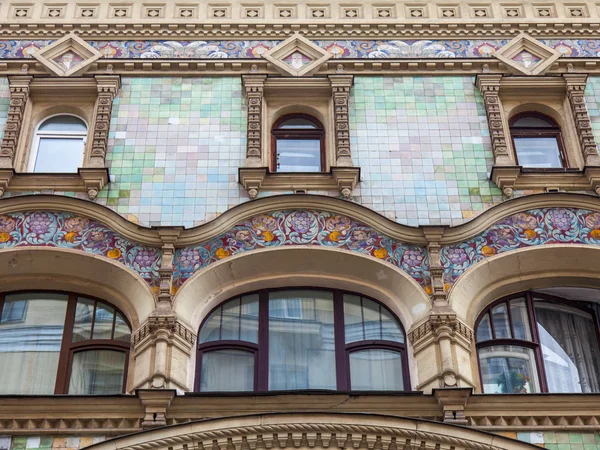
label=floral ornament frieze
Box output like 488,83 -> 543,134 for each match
0,211 -> 161,288
441,208 -> 600,287
0,39 -> 598,60
172,210 -> 430,291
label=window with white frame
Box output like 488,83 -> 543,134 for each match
29,115 -> 88,173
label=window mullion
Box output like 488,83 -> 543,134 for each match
333,290 -> 349,390
257,290 -> 269,392
527,291 -> 549,392
54,293 -> 78,395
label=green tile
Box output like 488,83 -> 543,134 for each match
558,434 -> 570,444
571,434 -> 584,444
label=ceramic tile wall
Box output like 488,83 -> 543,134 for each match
585,76 -> 600,147
0,77 -> 10,140
101,77 -> 247,228
3,436 -> 106,450
349,76 -> 503,227
498,431 -> 600,449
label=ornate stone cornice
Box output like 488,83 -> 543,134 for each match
408,313 -> 474,353
133,316 -> 196,347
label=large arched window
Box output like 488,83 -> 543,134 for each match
476,290 -> 600,394
29,115 -> 88,173
0,292 -> 131,395
196,289 -> 409,392
509,113 -> 566,169
271,114 -> 325,173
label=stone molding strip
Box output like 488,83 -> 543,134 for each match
3,193 -> 600,248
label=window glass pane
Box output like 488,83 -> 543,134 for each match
113,312 -> 131,343
362,298 -> 382,341
33,137 -> 85,173
278,118 -> 319,129
38,115 -> 87,132
476,313 -> 493,342
220,297 -> 241,341
491,303 -> 511,339
535,301 -> 600,393
276,139 -> 321,172
72,298 -> 94,343
380,305 -> 404,343
199,306 -> 222,343
0,293 -> 68,394
514,137 -> 562,168
510,298 -> 531,341
344,295 -> 404,344
68,350 -> 126,395
268,290 -> 336,390
200,349 -> 255,392
92,302 -> 114,340
349,349 -> 404,391
512,116 -> 555,128
479,345 -> 540,393
343,294 -> 363,342
239,294 -> 259,343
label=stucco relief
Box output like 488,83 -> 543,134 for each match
172,210 -> 431,291
0,211 -> 161,287
441,208 -> 600,286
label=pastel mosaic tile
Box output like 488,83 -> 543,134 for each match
349,76 -> 503,226
585,76 -> 600,146
496,431 -> 600,449
101,77 -> 247,227
0,77 -> 10,140
5,436 -> 106,450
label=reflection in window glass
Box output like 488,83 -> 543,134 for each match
199,295 -> 259,344
476,314 -> 492,342
92,303 -> 115,340
514,137 -> 562,168
0,293 -> 68,394
344,295 -> 404,344
72,298 -> 95,342
535,301 -> 600,393
68,350 -> 126,394
31,115 -> 87,173
268,290 -> 336,390
350,349 -> 404,391
510,299 -> 531,341
200,349 -> 255,392
276,139 -> 321,173
113,313 -> 131,343
491,304 -> 511,339
479,345 -> 540,394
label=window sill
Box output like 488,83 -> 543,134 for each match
0,167 -> 109,199
238,166 -> 360,200
491,165 -> 600,197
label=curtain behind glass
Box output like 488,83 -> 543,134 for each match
535,301 -> 600,393
0,293 -> 68,394
479,345 -> 540,393
268,290 -> 336,390
349,349 -> 403,390
200,349 -> 255,392
68,350 -> 126,394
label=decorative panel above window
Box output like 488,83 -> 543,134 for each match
196,289 -> 409,393
0,291 -> 131,395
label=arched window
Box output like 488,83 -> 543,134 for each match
29,115 -> 88,173
196,289 -> 409,392
271,114 -> 325,173
0,292 -> 131,395
475,290 -> 600,394
509,113 -> 566,169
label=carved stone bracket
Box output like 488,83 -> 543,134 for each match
242,75 -> 266,168
156,228 -> 183,308
434,387 -> 472,425
475,74 -> 512,167
422,227 -> 446,306
0,76 -> 32,171
137,389 -> 176,429
89,75 -> 121,168
564,74 -> 600,167
329,74 -> 353,167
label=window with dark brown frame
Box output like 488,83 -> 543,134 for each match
509,112 -> 568,169
0,291 -> 131,395
196,288 -> 410,393
271,114 -> 326,173
475,290 -> 600,394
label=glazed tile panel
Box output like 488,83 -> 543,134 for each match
349,76 -> 503,226
441,208 -> 600,285
585,76 -> 600,146
102,77 -> 247,227
0,211 -> 161,287
0,77 -> 9,140
498,431 -> 600,449
172,210 -> 430,290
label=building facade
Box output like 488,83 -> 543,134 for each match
0,2 -> 600,450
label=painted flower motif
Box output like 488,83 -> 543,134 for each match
0,215 -> 16,233
523,229 -> 538,239
28,212 -> 53,235
64,232 -> 79,243
325,215 -> 352,232
585,213 -> 600,230
251,214 -> 277,231
446,247 -> 468,265
135,250 -> 156,268
402,249 -> 424,267
64,217 -> 90,233
87,230 -> 108,245
107,248 -> 122,259
590,229 -> 600,239
373,248 -> 388,259
329,231 -> 342,242
548,209 -> 573,232
233,230 -> 253,245
0,232 -> 11,243
488,228 -> 518,247
262,231 -> 274,242
215,248 -> 230,259
325,43 -> 349,58
511,213 -> 538,230
179,248 -> 201,268
482,245 -> 497,256
350,229 -> 376,247
247,44 -> 270,58
289,211 -> 312,234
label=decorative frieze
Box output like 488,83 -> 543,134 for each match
89,75 -> 120,169
0,76 -> 31,171
564,74 -> 600,167
329,75 -> 353,167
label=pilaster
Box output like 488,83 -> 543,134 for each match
242,75 -> 267,168
89,75 -> 120,168
0,76 -> 32,170
329,74 -> 353,167
564,74 -> 600,166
